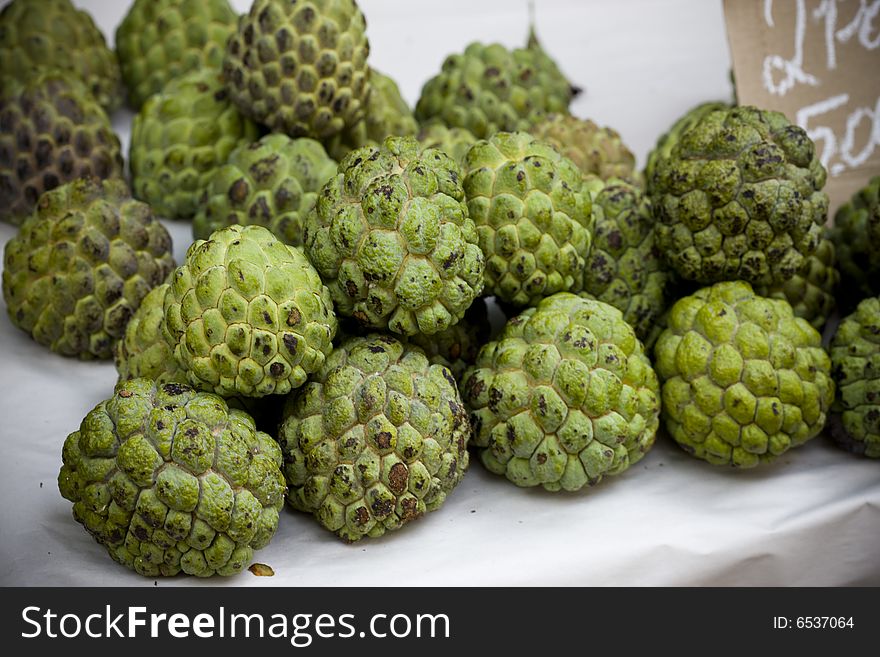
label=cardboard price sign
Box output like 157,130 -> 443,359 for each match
724,0 -> 880,214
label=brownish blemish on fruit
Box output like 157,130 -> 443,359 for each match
353,506 -> 370,526
387,462 -> 408,494
370,497 -> 393,517
286,307 -> 302,326
283,333 -> 298,353
400,497 -> 420,521
376,431 -> 392,449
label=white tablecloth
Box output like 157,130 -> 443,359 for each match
1,0 -> 877,587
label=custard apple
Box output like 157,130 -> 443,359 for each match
130,69 -> 259,220
415,32 -> 574,139
650,106 -> 827,286
192,134 -> 338,245
0,71 -> 124,225
416,123 -> 477,166
304,135 -> 485,336
829,297 -> 880,458
829,175 -> 880,304
116,0 -> 239,110
278,333 -> 470,541
324,69 -> 419,161
223,0 -> 371,139
581,177 -> 671,342
162,224 -> 337,397
530,114 -> 639,185
58,379 -> 285,577
654,281 -> 834,467
645,101 -> 731,191
755,237 -> 838,330
462,293 -> 660,491
0,0 -> 123,112
462,131 -> 593,307
3,178 -> 174,359
405,296 -> 489,382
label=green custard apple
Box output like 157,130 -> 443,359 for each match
223,0 -> 371,139
58,378 -> 285,577
3,178 -> 174,359
415,32 -> 574,139
654,281 -> 834,467
277,333 -> 470,541
303,135 -> 485,336
650,106 -> 827,286
462,293 -> 660,491
162,224 -> 337,397
462,131 -> 593,307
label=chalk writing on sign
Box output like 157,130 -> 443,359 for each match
761,0 -> 879,177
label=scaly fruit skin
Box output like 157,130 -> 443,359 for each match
325,69 -> 419,161
278,334 -> 470,542
755,237 -> 838,330
162,225 -> 337,398
304,136 -> 485,336
192,134 -> 338,246
3,178 -> 174,359
0,72 -> 124,225
581,177 -> 670,342
223,0 -> 370,139
415,37 -> 573,140
0,0 -> 123,112
116,0 -> 238,110
650,106 -> 827,286
462,293 -> 659,491
829,297 -> 880,458
406,297 -> 489,382
645,101 -> 731,190
416,123 -> 477,167
58,379 -> 285,577
115,284 -> 276,431
829,176 -> 880,304
130,70 -> 259,220
115,284 -> 185,385
530,114 -> 639,185
654,281 -> 833,467
463,131 -> 593,307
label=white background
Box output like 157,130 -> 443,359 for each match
0,0 -> 877,586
